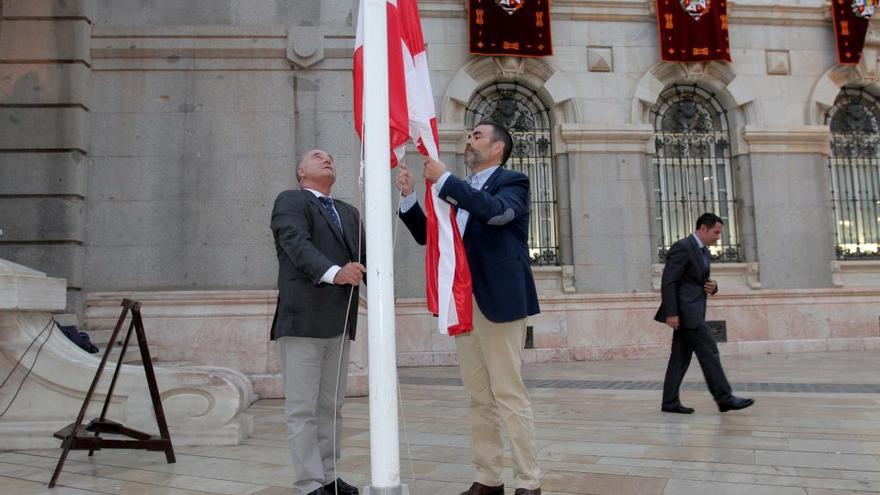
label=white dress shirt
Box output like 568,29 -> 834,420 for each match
304,188 -> 343,284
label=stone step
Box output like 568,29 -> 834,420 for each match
88,327 -> 160,348
53,313 -> 80,327
89,329 -> 120,347
145,360 -> 193,368
106,346 -> 160,365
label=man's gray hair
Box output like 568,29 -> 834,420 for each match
295,152 -> 308,183
295,149 -> 333,185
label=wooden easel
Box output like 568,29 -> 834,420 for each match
49,299 -> 175,488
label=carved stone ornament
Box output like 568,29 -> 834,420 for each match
494,56 -> 527,79
682,62 -> 709,81
287,26 -> 325,68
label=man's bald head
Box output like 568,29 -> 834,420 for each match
296,149 -> 337,195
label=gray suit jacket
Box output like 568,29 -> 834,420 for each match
654,235 -> 718,330
270,189 -> 365,340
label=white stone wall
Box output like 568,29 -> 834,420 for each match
3,0 -> 879,316
85,69 -> 298,290
2,0 -> 875,395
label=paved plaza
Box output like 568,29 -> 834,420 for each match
1,351 -> 878,495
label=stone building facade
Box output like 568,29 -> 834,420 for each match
2,0 -> 879,397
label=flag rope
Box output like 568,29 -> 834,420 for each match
324,122 -> 419,495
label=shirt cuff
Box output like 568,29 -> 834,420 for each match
399,192 -> 417,213
434,171 -> 452,192
321,265 -> 342,284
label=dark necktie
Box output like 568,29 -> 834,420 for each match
701,246 -> 710,271
318,196 -> 342,232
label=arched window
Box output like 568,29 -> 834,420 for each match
651,84 -> 741,262
466,81 -> 558,265
827,87 -> 880,259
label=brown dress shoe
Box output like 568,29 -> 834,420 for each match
514,488 -> 542,495
459,481 -> 504,495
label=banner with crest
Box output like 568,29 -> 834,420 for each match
655,0 -> 731,62
832,0 -> 878,64
468,0 -> 552,57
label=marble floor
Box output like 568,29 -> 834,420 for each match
2,351 -> 879,495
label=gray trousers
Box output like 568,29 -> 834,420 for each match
277,335 -> 350,495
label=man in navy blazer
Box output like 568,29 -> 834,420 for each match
395,122 -> 542,495
655,213 -> 754,414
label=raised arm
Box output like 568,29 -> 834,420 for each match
438,172 -> 529,226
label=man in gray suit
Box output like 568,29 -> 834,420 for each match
271,149 -> 365,495
654,213 -> 754,414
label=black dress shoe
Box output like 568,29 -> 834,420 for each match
459,481 -> 504,495
718,396 -> 755,412
324,478 -> 359,495
514,488 -> 542,495
306,488 -> 327,495
661,404 -> 695,414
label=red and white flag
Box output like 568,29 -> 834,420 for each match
353,0 -> 473,335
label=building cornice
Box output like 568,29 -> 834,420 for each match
89,0 -> 834,70
743,126 -> 832,155
559,123 -> 654,153
419,0 -> 830,26
90,26 -> 355,70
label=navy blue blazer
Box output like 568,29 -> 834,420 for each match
399,166 -> 540,323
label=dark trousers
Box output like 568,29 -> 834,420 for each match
662,322 -> 733,408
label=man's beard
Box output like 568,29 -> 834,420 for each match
464,148 -> 481,168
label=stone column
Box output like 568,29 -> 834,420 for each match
0,0 -> 94,315
733,153 -> 760,263
560,124 -> 655,293
743,126 -> 835,288
555,152 -> 574,266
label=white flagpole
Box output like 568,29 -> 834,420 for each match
361,0 -> 405,493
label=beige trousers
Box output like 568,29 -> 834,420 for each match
454,302 -> 541,489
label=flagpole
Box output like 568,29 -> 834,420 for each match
362,0 -> 405,494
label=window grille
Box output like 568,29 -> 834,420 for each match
651,84 -> 741,262
466,81 -> 559,265
827,87 -> 880,259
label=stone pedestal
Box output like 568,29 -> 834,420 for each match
85,290 -> 370,399
0,258 -> 254,449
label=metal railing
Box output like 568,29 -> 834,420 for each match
651,84 -> 741,262
466,81 -> 559,265
828,87 -> 880,260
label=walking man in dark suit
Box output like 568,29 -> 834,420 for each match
270,149 -> 365,495
395,122 -> 542,495
655,213 -> 754,414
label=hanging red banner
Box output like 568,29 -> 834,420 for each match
831,0 -> 877,64
468,0 -> 553,57
655,0 -> 731,62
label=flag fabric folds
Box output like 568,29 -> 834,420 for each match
831,0 -> 878,64
655,0 -> 731,62
353,0 -> 473,335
